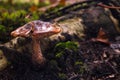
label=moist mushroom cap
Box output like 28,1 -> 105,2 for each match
32,20 -> 61,38
11,20 -> 61,38
11,22 -> 33,37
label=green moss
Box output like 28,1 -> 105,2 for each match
75,61 -> 83,65
49,60 -> 58,68
0,25 -> 6,32
55,51 -> 64,58
54,41 -> 79,58
58,73 -> 67,80
0,5 -> 42,42
55,41 -> 79,51
75,61 -> 86,74
2,10 -> 27,23
0,9 -> 28,42
65,41 -> 79,51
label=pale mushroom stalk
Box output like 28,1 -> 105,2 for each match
32,36 -> 45,65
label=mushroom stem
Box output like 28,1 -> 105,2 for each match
32,37 -> 46,65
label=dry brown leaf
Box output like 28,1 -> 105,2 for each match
29,5 -> 38,12
92,28 -> 110,45
50,0 -> 58,4
59,0 -> 66,6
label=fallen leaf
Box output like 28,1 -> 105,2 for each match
59,0 -> 66,6
29,5 -> 38,12
49,0 -> 58,4
92,28 -> 110,45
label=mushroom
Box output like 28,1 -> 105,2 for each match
11,20 -> 61,65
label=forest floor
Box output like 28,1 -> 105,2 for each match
0,0 -> 120,80
0,37 -> 120,80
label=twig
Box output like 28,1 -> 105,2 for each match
98,3 -> 120,9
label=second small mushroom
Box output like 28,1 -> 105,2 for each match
11,20 -> 61,65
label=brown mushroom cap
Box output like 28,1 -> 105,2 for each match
11,20 -> 61,38
32,21 -> 61,38
11,22 -> 33,37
